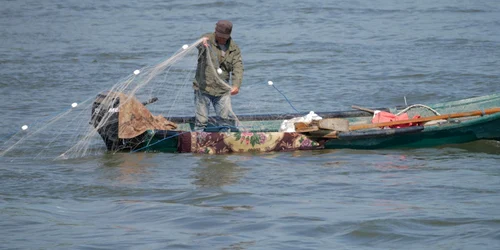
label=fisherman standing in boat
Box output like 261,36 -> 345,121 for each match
193,20 -> 244,131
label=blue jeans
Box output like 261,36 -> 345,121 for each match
194,90 -> 236,131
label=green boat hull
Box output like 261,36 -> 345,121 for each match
324,114 -> 500,149
104,93 -> 500,154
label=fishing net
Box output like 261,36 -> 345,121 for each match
1,36 -> 366,160
1,38 -> 251,160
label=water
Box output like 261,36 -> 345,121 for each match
1,0 -> 500,249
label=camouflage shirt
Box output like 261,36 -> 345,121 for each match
193,33 -> 244,96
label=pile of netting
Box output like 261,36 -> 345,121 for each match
1,38 -> 241,160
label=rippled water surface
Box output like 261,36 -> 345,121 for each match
1,0 -> 500,249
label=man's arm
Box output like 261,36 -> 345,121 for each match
230,48 -> 243,95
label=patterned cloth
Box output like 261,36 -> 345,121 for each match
178,131 -> 322,154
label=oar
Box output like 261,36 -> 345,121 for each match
349,107 -> 500,131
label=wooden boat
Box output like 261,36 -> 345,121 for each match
91,93 -> 500,154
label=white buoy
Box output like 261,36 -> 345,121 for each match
134,69 -> 140,75
71,102 -> 78,108
217,68 -> 223,74
21,125 -> 28,130
182,44 -> 189,50
268,81 -> 274,86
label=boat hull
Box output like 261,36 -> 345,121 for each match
93,93 -> 500,154
133,115 -> 500,153
324,113 -> 500,149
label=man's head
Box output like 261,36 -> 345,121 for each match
215,20 -> 232,43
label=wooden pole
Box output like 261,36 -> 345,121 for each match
351,105 -> 375,114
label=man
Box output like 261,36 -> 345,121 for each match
193,20 -> 244,131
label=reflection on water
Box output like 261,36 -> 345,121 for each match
192,155 -> 248,188
374,154 -> 411,171
98,152 -> 153,184
450,140 -> 500,155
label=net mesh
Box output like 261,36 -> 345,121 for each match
1,38 -> 244,160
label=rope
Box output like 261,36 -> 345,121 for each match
270,83 -> 300,113
396,104 -> 441,116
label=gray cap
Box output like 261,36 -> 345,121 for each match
215,20 -> 232,39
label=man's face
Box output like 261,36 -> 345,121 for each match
215,35 -> 229,45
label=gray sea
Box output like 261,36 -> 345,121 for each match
1,0 -> 500,249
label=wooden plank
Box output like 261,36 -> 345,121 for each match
307,129 -> 339,139
349,107 -> 500,131
294,122 -> 310,131
320,130 -> 338,139
317,118 -> 349,132
295,125 -> 319,133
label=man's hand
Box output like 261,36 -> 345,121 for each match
230,86 -> 239,95
202,37 -> 209,47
